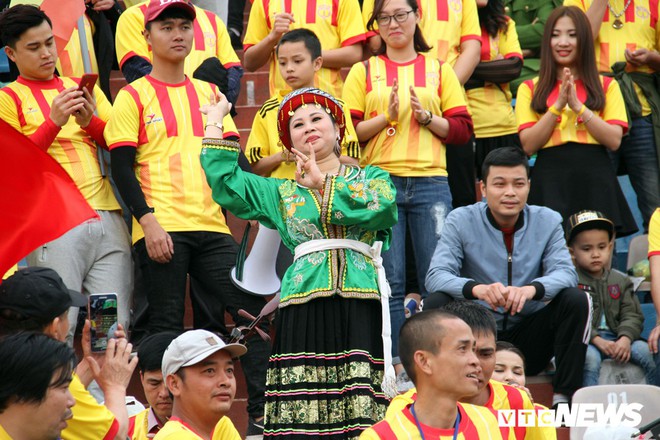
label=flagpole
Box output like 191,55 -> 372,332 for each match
77,10 -> 106,177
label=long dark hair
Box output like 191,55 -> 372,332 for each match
478,0 -> 508,39
366,0 -> 431,56
531,6 -> 604,113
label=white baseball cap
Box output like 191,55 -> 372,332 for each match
161,329 -> 247,378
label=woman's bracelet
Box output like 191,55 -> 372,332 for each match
384,109 -> 397,137
577,104 -> 587,117
576,109 -> 595,126
421,110 -> 433,127
205,121 -> 223,131
202,137 -> 240,149
548,105 -> 562,117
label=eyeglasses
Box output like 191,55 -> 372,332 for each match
376,10 -> 414,26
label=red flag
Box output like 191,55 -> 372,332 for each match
0,119 -> 98,278
39,0 -> 86,57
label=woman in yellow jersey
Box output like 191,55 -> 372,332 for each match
343,0 -> 473,371
468,0 -> 523,178
515,6 -> 637,237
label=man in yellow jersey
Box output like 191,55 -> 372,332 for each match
128,332 -> 179,440
154,330 -> 245,440
0,333 -> 76,440
0,4 -> 133,346
564,0 -> 660,231
105,1 -> 270,436
115,0 -> 242,106
361,310 -> 506,439
390,300 -> 557,440
0,267 -> 138,440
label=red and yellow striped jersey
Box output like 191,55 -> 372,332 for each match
387,381 -> 556,440
0,76 -> 119,210
361,401 -> 506,439
343,53 -> 468,176
243,0 -> 366,97
467,18 -> 522,138
116,2 -> 241,76
516,76 -> 628,148
564,0 -> 660,116
65,374 -> 119,440
105,75 -> 236,243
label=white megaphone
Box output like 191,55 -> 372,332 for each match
231,223 -> 282,296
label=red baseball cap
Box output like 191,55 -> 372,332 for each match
144,0 -> 196,26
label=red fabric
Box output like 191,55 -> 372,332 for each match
39,0 -> 86,58
0,119 -> 98,278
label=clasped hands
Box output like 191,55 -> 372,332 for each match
386,78 -> 433,126
472,283 -> 536,316
552,67 -> 584,114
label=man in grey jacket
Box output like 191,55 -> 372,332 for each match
425,146 -> 591,408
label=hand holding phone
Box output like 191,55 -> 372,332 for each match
77,73 -> 98,93
88,293 -> 118,352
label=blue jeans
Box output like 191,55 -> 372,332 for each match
583,330 -> 658,386
609,115 -> 660,230
382,176 -> 452,360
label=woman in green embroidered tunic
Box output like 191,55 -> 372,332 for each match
199,87 -> 397,439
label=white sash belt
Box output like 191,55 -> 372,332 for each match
295,239 -> 396,398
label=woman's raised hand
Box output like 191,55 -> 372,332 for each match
200,91 -> 232,122
409,86 -> 427,124
388,78 -> 399,123
565,71 -> 583,113
292,144 -> 326,190
554,67 -> 571,111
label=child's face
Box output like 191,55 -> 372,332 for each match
570,229 -> 613,277
277,41 -> 321,90
493,350 -> 526,386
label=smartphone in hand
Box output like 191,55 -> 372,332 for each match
77,73 -> 98,93
88,293 -> 118,352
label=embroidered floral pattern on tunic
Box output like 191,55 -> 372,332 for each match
350,251 -> 367,270
348,182 -> 366,200
286,217 -> 324,243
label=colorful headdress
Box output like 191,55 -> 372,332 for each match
277,87 -> 345,151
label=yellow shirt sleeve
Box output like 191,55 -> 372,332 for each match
116,3 -> 150,68
243,0 -> 269,49
649,209 -> 660,256
602,77 -> 628,128
94,84 -> 112,122
64,374 -> 118,440
342,61 -> 367,119
337,0 -> 367,46
211,417 -> 241,440
105,88 -> 142,148
209,12 -> 241,68
245,105 -> 272,164
461,0 -> 482,42
0,86 -> 22,132
515,80 -> 539,131
501,19 -> 523,58
439,62 -> 468,113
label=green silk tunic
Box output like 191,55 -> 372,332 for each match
201,144 -> 397,307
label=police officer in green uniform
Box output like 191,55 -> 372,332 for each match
504,0 -> 562,96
